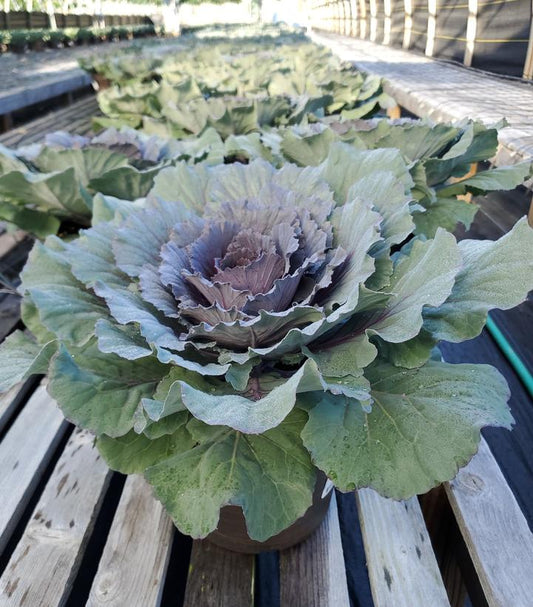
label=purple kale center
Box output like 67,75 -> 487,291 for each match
138,192 -> 348,344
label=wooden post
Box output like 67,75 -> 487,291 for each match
162,0 -> 180,35
522,0 -> 533,78
403,0 -> 412,48
345,0 -> 352,35
464,0 -> 478,67
350,0 -> 358,36
45,0 -> 56,29
383,0 -> 392,44
369,0 -> 377,41
426,0 -> 437,56
387,105 -> 401,119
341,0 -> 347,34
359,0 -> 366,38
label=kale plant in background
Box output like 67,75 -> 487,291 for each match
1,147 -> 532,542
90,42 -> 394,136
255,117 -> 533,237
0,127 -> 235,239
1,118 -> 530,245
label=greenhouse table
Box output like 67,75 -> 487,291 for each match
0,364 -> 532,606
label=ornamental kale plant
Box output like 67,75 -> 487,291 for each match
90,42 -> 393,137
2,119 -> 529,243
1,147 -> 532,542
0,127 -> 231,239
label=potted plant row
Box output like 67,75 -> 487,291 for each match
0,24 -> 159,54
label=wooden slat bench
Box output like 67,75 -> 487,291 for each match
0,364 -> 532,606
309,31 -> 533,169
0,95 -> 99,148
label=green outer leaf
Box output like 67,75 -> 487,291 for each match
20,296 -> 56,345
179,360 -> 320,434
303,334 -> 377,378
96,412 -> 193,474
0,203 -> 61,239
95,318 -> 153,360
137,366 -> 220,431
91,193 -> 145,225
325,197 -> 381,316
423,217 -> 533,341
0,331 -> 56,392
149,162 -> 211,212
35,147 -> 129,185
369,229 -> 461,343
301,360 -> 512,498
280,127 -> 338,166
48,342 -> 166,437
423,122 -> 499,186
346,171 -> 414,252
438,162 -> 532,197
375,330 -> 437,369
320,143 -> 411,204
413,197 -> 478,238
21,239 -> 109,346
145,409 -> 316,541
0,168 -> 91,220
89,165 -> 159,200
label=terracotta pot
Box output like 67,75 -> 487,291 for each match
206,472 -> 332,553
93,74 -> 112,91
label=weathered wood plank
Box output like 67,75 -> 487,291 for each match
0,429 -> 111,606
183,540 -> 254,607
356,489 -> 450,607
0,95 -> 99,148
0,73 -> 92,116
279,491 -> 350,607
445,437 -> 533,607
0,382 -> 24,434
0,384 -> 68,553
87,475 -> 174,607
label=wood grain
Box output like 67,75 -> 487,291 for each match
0,95 -> 99,148
0,385 -> 67,553
279,491 -> 350,607
183,540 -> 254,607
445,437 -> 533,607
87,475 -> 174,607
0,429 -> 111,607
357,489 -> 450,607
0,382 -> 23,433
441,331 -> 533,532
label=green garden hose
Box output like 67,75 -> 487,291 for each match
486,314 -> 533,400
